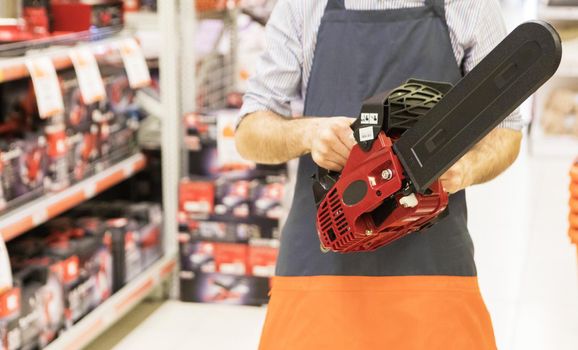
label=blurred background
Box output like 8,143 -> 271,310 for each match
0,0 -> 576,349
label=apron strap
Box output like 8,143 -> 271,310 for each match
425,0 -> 447,20
325,0 -> 345,12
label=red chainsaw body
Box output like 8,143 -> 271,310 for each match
316,131 -> 448,253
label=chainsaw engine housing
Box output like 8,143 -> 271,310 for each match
314,80 -> 450,253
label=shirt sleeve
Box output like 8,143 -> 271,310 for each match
460,0 -> 524,130
238,0 -> 303,122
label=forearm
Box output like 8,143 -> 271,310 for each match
235,111 -> 316,164
462,128 -> 522,187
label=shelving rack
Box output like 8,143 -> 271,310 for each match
0,153 -> 146,241
0,1 -> 188,347
43,255 -> 176,350
530,1 -> 578,157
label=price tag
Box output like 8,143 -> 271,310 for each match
119,38 -> 151,89
26,57 -> 65,118
70,48 -> 106,104
0,237 -> 12,288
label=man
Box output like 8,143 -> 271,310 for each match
236,0 -> 522,349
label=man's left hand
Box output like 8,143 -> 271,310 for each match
439,157 -> 471,194
437,128 -> 522,194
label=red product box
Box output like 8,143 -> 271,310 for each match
45,124 -> 70,192
247,242 -> 279,277
214,180 -> 251,217
213,243 -> 248,276
123,0 -> 140,12
0,288 -> 20,321
51,1 -> 124,32
180,180 -> 215,215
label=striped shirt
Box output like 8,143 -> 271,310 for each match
240,0 -> 522,130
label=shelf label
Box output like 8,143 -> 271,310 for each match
26,57 -> 65,118
32,210 -> 48,226
70,48 -> 106,104
119,38 -> 151,89
84,182 -> 97,198
0,237 -> 12,288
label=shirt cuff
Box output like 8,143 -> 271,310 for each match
495,109 -> 524,131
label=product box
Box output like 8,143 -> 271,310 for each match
51,1 -> 124,32
250,177 -> 285,219
0,136 -> 46,211
106,218 -> 142,292
214,179 -> 251,217
178,220 -> 262,243
66,126 -> 99,182
125,204 -> 163,269
213,243 -> 248,275
215,110 -> 254,172
184,110 -> 258,177
43,221 -> 113,325
184,113 -> 218,177
0,287 -> 20,350
8,220 -> 113,329
4,266 -> 65,350
180,242 -> 217,273
44,124 -> 70,192
180,242 -> 248,275
63,86 -> 93,133
71,202 -> 164,292
247,240 -> 279,278
179,272 -> 269,306
22,0 -> 52,36
179,180 -> 215,215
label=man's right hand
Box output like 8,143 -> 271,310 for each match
306,117 -> 356,172
235,112 -> 356,169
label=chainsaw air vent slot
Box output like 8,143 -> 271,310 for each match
327,228 -> 336,242
370,196 -> 398,227
318,187 -> 350,242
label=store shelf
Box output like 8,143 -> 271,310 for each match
44,254 -> 177,350
0,36 -> 128,84
538,4 -> 578,21
136,89 -> 162,117
0,153 -> 146,242
125,11 -> 159,31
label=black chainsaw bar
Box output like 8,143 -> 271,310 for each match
393,21 -> 562,193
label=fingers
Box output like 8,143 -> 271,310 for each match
336,125 -> 356,150
439,165 -> 464,194
317,127 -> 349,163
330,137 -> 351,161
311,140 -> 347,169
311,150 -> 344,171
440,177 -> 460,194
310,117 -> 358,171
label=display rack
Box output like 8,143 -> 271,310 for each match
537,3 -> 578,22
0,35 -> 128,83
0,3 -> 182,346
43,254 -> 177,350
0,153 -> 146,242
530,3 -> 578,157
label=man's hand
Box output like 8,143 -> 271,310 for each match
438,128 -> 522,194
307,117 -> 356,171
235,111 -> 357,168
440,158 -> 471,194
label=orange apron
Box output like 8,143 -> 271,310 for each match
260,276 -> 495,349
258,0 -> 497,348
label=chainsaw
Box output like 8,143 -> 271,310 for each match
313,21 -> 562,253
